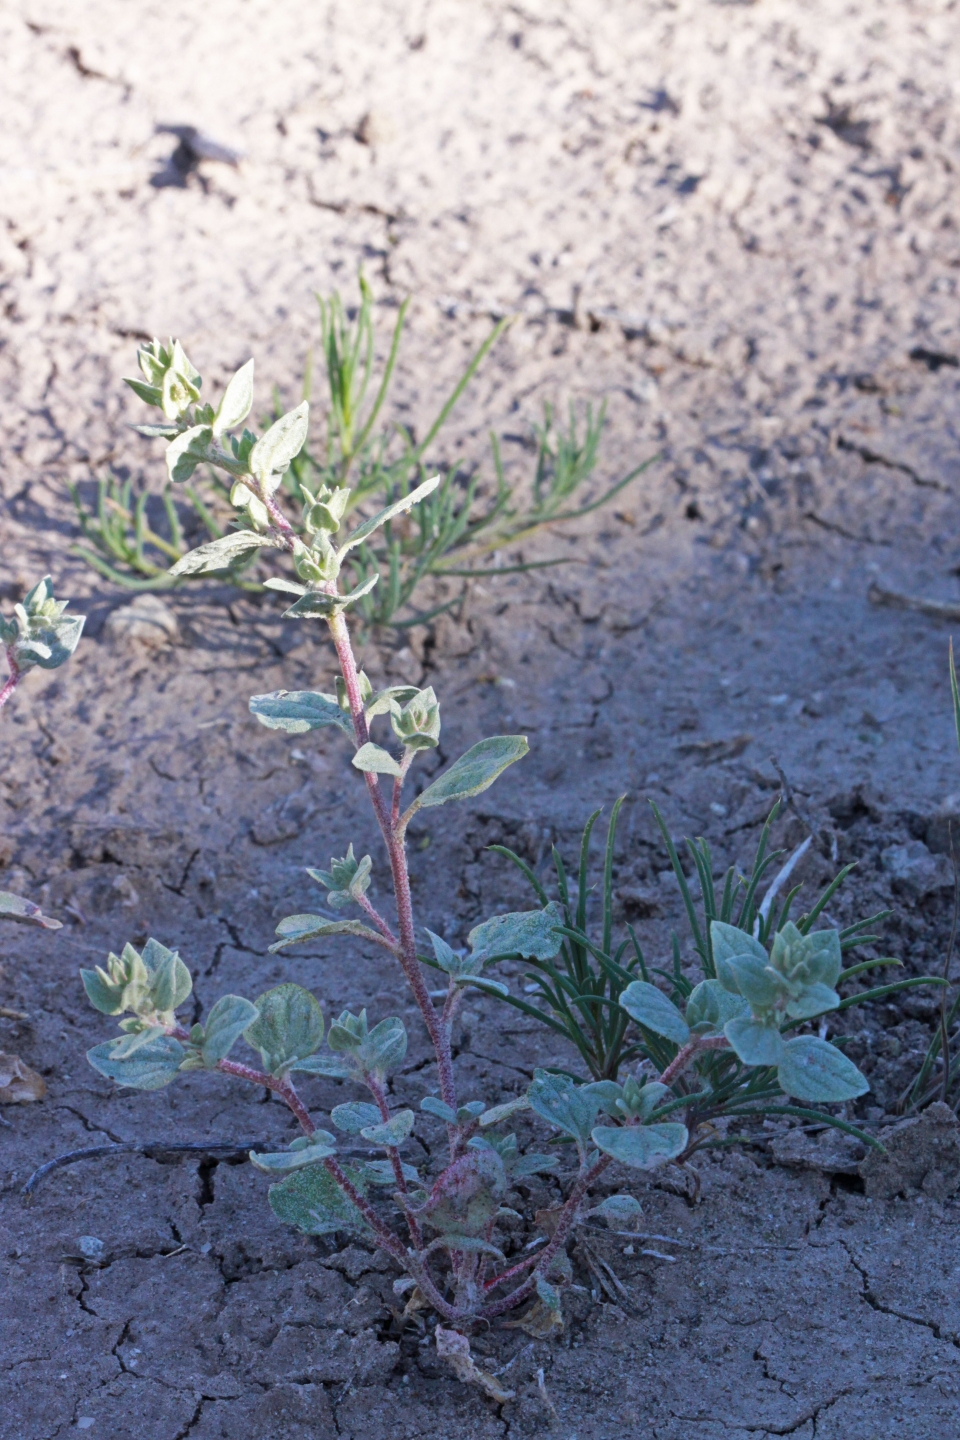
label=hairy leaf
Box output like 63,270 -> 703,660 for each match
527,1069 -> 602,1148
243,984 -> 324,1074
468,902 -> 564,962
411,736 -> 529,811
336,475 -> 441,557
777,1036 -> 869,1103
421,1096 -> 458,1123
723,1014 -> 785,1067
710,920 -> 769,994
591,1122 -> 688,1169
202,995 -> 260,1066
165,425 -> 211,484
620,981 -> 690,1045
685,978 -> 749,1035
87,1035 -> 185,1091
360,1109 -> 415,1146
213,358 -> 254,437
331,1100 -> 382,1134
169,529 -> 271,578
268,1162 -> 371,1237
249,689 -> 354,738
249,1132 -> 338,1172
250,401 -> 309,489
0,891 -> 62,930
270,915 -> 384,952
352,742 -> 403,778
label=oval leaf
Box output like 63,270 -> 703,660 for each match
589,1194 -> 643,1223
268,1162 -> 371,1236
213,358 -> 254,437
620,980 -> 690,1045
527,1069 -> 602,1148
591,1122 -> 688,1170
169,529 -> 271,579
165,424 -> 212,483
685,978 -> 749,1035
360,1109 -> 415,1147
270,915 -> 384,952
777,1036 -> 870,1103
710,919 -> 769,993
250,1133 -> 338,1172
250,401 -> 309,489
412,735 -> 529,812
87,1035 -> 185,1091
468,902 -> 563,962
202,994 -> 261,1066
331,1100 -> 382,1134
723,1014 -> 785,1067
250,689 -> 354,737
243,983 -> 324,1075
352,742 -> 403,778
0,890 -> 61,930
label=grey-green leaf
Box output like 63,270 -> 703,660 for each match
468,902 -> 564,963
268,1163 -> 370,1236
360,1109 -> 415,1147
270,915 -> 385,952
213,358 -> 254,438
249,401 -> 309,489
87,1035 -> 185,1091
411,735 -> 529,812
527,1069 -> 602,1148
710,919 -> 769,993
777,1036 -> 870,1103
0,891 -> 62,930
331,1100 -> 382,1134
421,1096 -> 458,1123
249,689 -> 354,738
591,1122 -> 689,1169
169,529 -> 271,578
165,424 -> 212,483
686,978 -> 750,1035
620,981 -> 690,1045
589,1194 -> 643,1223
202,995 -> 261,1066
249,1132 -> 338,1172
723,1015 -> 785,1067
352,742 -> 402,778
336,475 -> 441,558
243,983 -> 324,1074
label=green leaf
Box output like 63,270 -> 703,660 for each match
250,401 -> 309,490
511,1152 -> 559,1178
270,915 -> 385,952
425,929 -> 482,980
422,1148 -> 506,1237
124,376 -> 162,407
527,1069 -> 602,1148
710,920 -> 769,993
771,922 -> 842,990
360,1109 -> 415,1146
87,1035 -> 185,1091
581,1080 -> 624,1116
268,1163 -> 371,1237
784,982 -> 841,1022
144,941 -> 192,1013
212,358 -> 254,438
777,1036 -> 869,1103
589,1194 -> 643,1223
331,1100 -> 382,1134
468,902 -> 564,962
591,1122 -> 688,1169
479,1096 -> 531,1128
243,983 -> 324,1075
620,981 -> 690,1045
0,891 -> 62,930
366,685 -> 420,720
250,689 -> 354,738
308,846 -> 372,910
249,1132 -> 338,1172
165,424 -> 212,483
288,1053 -> 356,1079
202,995 -> 260,1066
461,975 -> 510,998
352,742 -> 402,778
616,1078 -> 671,1120
336,475 -> 441,558
724,1015 -> 785,1066
358,1016 -> 408,1075
281,575 -> 379,619
685,978 -> 750,1034
410,735 -> 529,812
168,529 -> 271,578
421,1096 -> 458,1123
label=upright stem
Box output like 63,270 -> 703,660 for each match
216,1058 -> 316,1136
327,610 -> 458,1115
659,1034 -> 729,1087
0,651 -> 21,712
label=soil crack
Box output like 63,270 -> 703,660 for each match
839,1239 -> 960,1349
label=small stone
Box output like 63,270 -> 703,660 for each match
104,595 -> 179,649
880,840 -> 953,898
356,109 -> 396,148
77,1236 -> 104,1260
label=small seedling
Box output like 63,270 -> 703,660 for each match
1,577 -> 84,930
71,280 -> 655,625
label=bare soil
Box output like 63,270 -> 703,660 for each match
2,2 -> 960,1436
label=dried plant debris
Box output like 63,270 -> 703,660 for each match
0,1053 -> 47,1104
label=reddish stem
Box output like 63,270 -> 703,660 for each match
356,891 -> 399,950
322,1156 -> 409,1264
216,1058 -> 316,1136
481,1154 -> 611,1319
659,1034 -> 729,1087
327,610 -> 458,1115
0,651 -> 21,712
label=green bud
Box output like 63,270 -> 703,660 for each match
390,686 -> 441,750
230,481 -> 270,532
307,844 -> 372,910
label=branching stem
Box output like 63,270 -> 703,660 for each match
659,1035 -> 730,1087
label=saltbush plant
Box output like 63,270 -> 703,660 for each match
70,280 -> 653,625
1,577 -> 84,929
80,346 -> 942,1366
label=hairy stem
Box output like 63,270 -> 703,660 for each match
327,609 -> 458,1115
355,890 -> 400,950
0,650 -> 21,712
322,1156 -> 408,1264
482,1154 -> 612,1318
216,1058 -> 316,1136
659,1034 -> 730,1087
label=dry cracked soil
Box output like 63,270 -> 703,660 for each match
2,2 -> 960,1437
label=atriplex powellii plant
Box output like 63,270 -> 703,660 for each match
70,278 -> 654,626
81,346 -> 935,1352
486,801 -> 945,1155
1,577 -> 84,931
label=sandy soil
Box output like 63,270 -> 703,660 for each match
3,2 -> 960,1436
